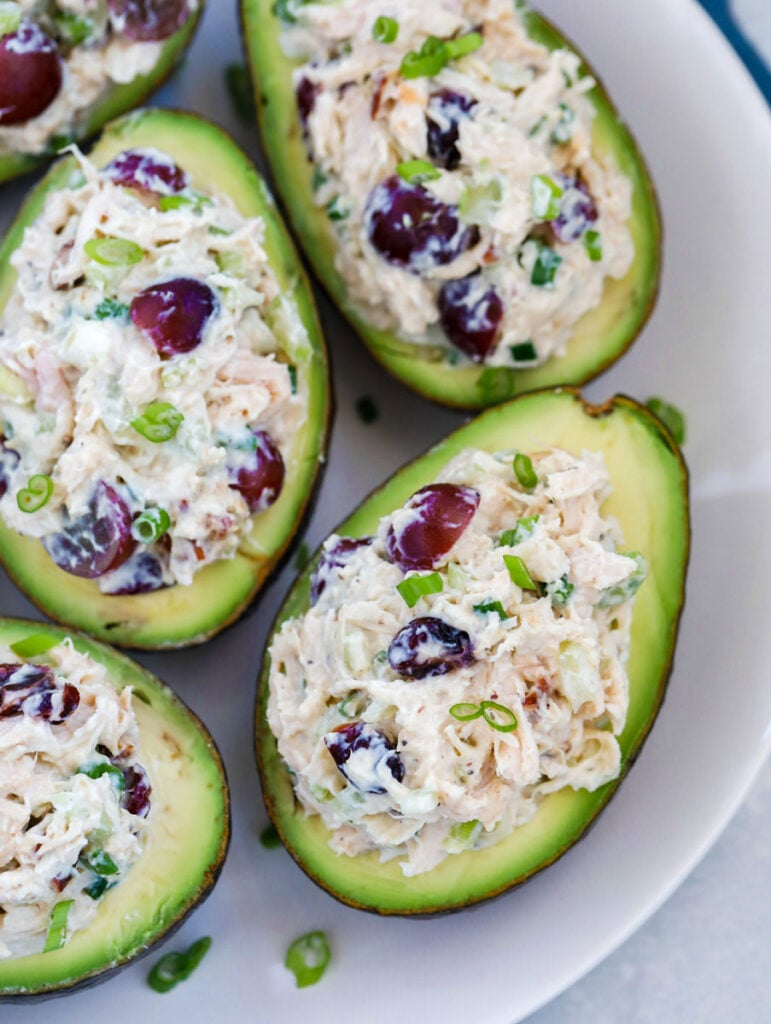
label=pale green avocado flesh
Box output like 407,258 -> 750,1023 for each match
0,11 -> 203,186
241,0 -> 661,409
256,389 -> 689,914
0,108 -> 330,648
0,618 -> 230,998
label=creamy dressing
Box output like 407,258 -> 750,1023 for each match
268,446 -> 645,876
0,639 -> 149,959
282,0 -> 634,367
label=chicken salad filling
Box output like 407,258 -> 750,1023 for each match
268,445 -> 646,876
0,146 -> 305,592
0,0 -> 197,157
281,0 -> 634,367
0,637 -> 150,960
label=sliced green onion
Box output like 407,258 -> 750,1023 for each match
443,31 -> 483,59
10,632 -> 60,658
396,571 -> 443,608
148,937 -> 212,993
43,900 -> 74,953
400,36 -> 448,79
499,515 -> 539,547
0,3 -> 23,35
546,574 -> 574,608
480,700 -> 518,733
325,195 -> 349,221
646,397 -> 686,445
551,102 -> 575,144
77,762 -> 126,791
530,174 -> 564,220
285,930 -> 331,988
158,192 -> 212,214
583,229 -> 603,262
530,244 -> 562,287
598,552 -> 647,608
131,402 -> 184,443
473,600 -> 508,619
272,0 -> 298,23
338,689 -> 364,717
528,115 -> 546,138
84,876 -> 109,900
94,297 -> 129,321
513,453 -> 538,489
287,364 -> 298,394
396,159 -> 440,185
509,340 -> 538,363
476,366 -> 516,404
55,11 -> 93,45
450,819 -> 481,843
84,237 -> 143,267
17,474 -> 53,514
131,507 -> 171,544
260,823 -> 282,849
311,166 -> 328,192
503,554 -> 538,591
81,850 -> 119,877
372,14 -> 398,43
355,395 -> 379,424
225,62 -> 255,122
215,250 -> 245,277
449,702 -> 483,722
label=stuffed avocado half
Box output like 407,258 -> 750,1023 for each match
242,0 -> 661,409
257,389 -> 689,915
0,0 -> 203,186
0,617 -> 229,998
0,107 -> 330,649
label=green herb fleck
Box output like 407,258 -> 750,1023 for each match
285,930 -> 331,988
397,571 -> 443,608
473,600 -> 508,619
260,824 -> 282,849
372,15 -> 398,43
546,575 -> 574,608
583,229 -> 602,262
499,515 -> 539,547
396,159 -> 440,185
513,453 -> 538,489
147,937 -> 212,994
509,340 -> 538,363
94,298 -> 129,321
503,554 -> 538,591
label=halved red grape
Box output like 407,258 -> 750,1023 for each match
385,483 -> 480,572
108,0 -> 190,41
44,482 -> 135,579
310,536 -> 373,605
550,174 -> 598,243
365,176 -> 479,274
324,721 -> 405,794
120,763 -> 151,817
131,278 -> 216,357
227,429 -> 285,514
104,149 -> 189,196
0,664 -> 79,724
100,551 -> 166,595
0,442 -> 20,499
388,616 -> 475,680
0,21 -> 62,126
426,89 -> 476,171
296,76 -> 320,129
438,275 -> 503,362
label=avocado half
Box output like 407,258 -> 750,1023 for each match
0,107 -> 330,649
240,1 -> 661,410
0,617 -> 230,998
0,9 -> 203,187
256,388 -> 689,915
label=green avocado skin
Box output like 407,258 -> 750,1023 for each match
0,108 -> 330,649
240,0 -> 662,409
256,388 -> 690,916
0,9 -> 203,186
0,618 -> 230,1000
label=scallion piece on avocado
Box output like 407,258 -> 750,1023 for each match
43,900 -> 74,953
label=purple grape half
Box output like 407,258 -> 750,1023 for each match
388,616 -> 475,680
104,149 -> 189,196
44,482 -> 135,579
310,536 -> 373,605
324,721 -> 405,794
0,22 -> 62,126
227,429 -> 285,514
131,278 -> 216,357
386,483 -> 480,572
438,275 -> 504,362
426,89 -> 476,171
108,0 -> 191,41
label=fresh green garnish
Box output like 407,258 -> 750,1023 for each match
530,174 -> 564,220
285,930 -> 331,988
513,453 -> 538,490
158,192 -> 212,214
372,15 -> 398,43
400,31 -> 482,79
147,937 -> 212,994
77,762 -> 126,791
396,159 -> 440,185
509,340 -> 538,363
260,824 -> 282,849
528,115 -> 546,138
473,600 -> 508,619
551,102 -> 575,144
131,507 -> 171,544
583,229 -> 602,262
81,850 -> 119,877
84,876 -> 109,901
225,62 -> 255,122
94,297 -> 129,321
131,402 -> 184,443
287,364 -> 298,394
530,243 -> 562,287
546,575 -> 574,608
0,2 -> 23,35
84,237 -> 143,267
272,0 -> 302,22
293,541 -> 310,570
10,632 -> 60,658
311,166 -> 328,192
449,702 -> 483,722
55,12 -> 94,45
17,474 -> 53,514
499,515 -> 539,547
476,366 -> 516,404
325,195 -> 349,221
444,32 -> 484,59
397,571 -> 443,608
355,395 -> 379,424
480,700 -> 518,733
503,554 -> 538,591
215,250 -> 245,277
43,900 -> 74,953
598,552 -> 647,608
646,397 -> 686,445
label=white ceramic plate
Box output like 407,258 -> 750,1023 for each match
2,1 -> 770,1021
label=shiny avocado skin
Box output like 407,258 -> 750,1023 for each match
0,108 -> 330,649
256,388 -> 690,915
0,8 -> 204,187
0,617 -> 230,999
240,0 -> 661,410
